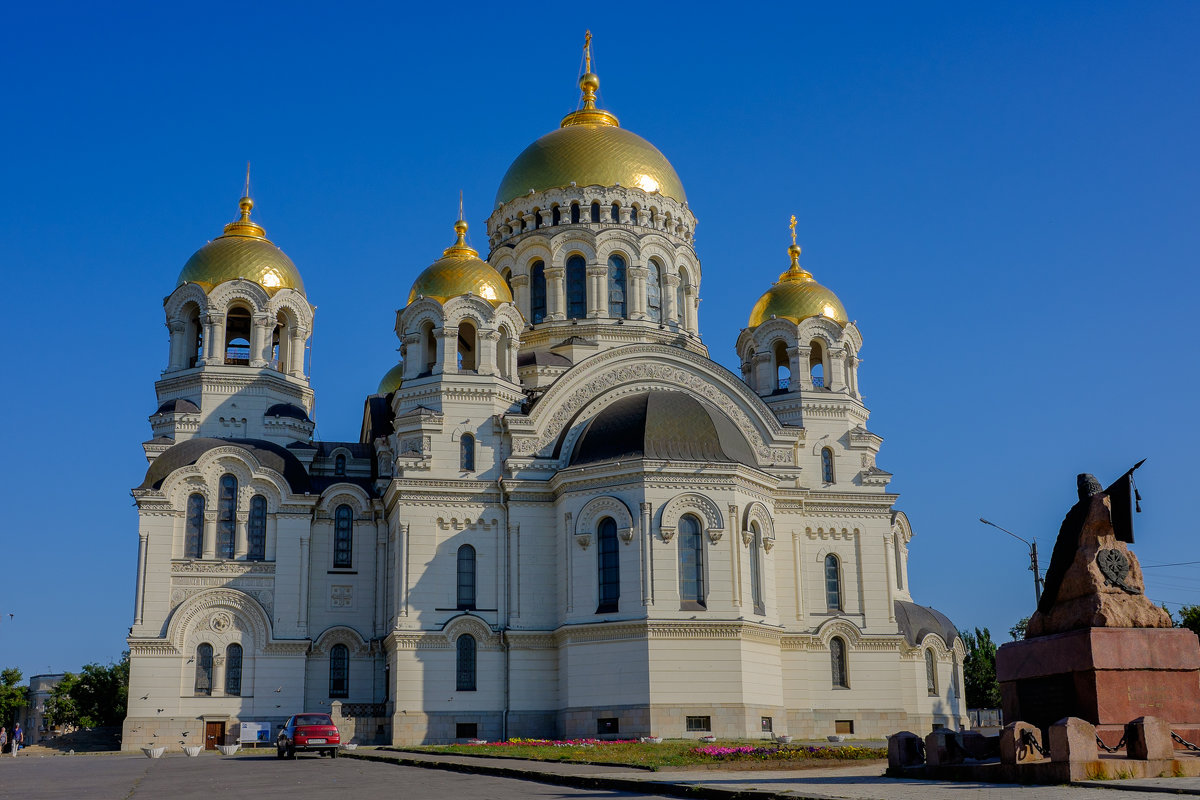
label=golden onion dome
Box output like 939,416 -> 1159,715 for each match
748,240 -> 849,329
407,218 -> 514,307
378,362 -> 404,395
493,50 -> 686,207
177,197 -> 305,296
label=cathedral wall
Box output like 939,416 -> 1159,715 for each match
508,503 -> 560,629
270,514 -> 312,639
135,513 -> 179,638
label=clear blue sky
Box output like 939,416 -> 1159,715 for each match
1,2 -> 1197,679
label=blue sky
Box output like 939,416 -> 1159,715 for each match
1,2 -> 1197,679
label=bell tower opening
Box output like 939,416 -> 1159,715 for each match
224,307 -> 252,365
457,320 -> 477,372
773,340 -> 790,390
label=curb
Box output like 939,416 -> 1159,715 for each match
341,750 -> 848,800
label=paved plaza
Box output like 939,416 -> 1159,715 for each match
3,749 -> 1200,800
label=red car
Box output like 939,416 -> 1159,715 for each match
276,713 -> 342,758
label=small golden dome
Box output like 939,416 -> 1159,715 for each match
493,37 -> 685,207
176,196 -> 305,296
748,241 -> 848,328
378,362 -> 404,395
407,219 -> 514,307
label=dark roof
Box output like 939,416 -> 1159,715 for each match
265,403 -> 310,421
894,600 -> 959,648
517,351 -> 572,368
569,391 -> 757,467
363,396 -> 394,440
155,398 -> 200,415
315,442 -> 374,459
139,437 -> 311,493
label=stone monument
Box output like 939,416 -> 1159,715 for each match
996,463 -> 1200,743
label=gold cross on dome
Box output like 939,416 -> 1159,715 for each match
584,30 -> 592,73
789,214 -> 797,246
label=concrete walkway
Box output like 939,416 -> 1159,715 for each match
345,748 -> 1200,800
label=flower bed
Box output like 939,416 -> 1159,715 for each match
692,744 -> 884,761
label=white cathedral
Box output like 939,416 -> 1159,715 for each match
123,51 -> 967,749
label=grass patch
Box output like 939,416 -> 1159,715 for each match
410,739 -> 886,770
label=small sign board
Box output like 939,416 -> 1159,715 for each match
239,721 -> 272,744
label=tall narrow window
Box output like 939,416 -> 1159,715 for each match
676,269 -> 688,327
217,474 -> 237,559
607,255 -> 626,318
774,340 -> 791,390
421,321 -> 436,375
334,505 -> 353,568
679,515 -> 706,608
224,307 -> 252,364
810,340 -> 825,388
551,206 -> 561,226
329,644 -> 349,698
185,493 -> 205,559
894,537 -> 905,590
597,518 -> 619,613
457,321 -> 477,372
630,206 -> 639,225
460,434 -> 475,471
457,544 -> 476,610
531,260 -> 547,323
456,635 -> 477,691
951,655 -> 961,699
821,448 -> 835,483
194,643 -> 213,696
566,255 -> 587,319
225,643 -> 243,696
248,495 -> 267,561
533,210 -> 542,229
502,267 -> 513,296
334,454 -> 346,476
610,203 -> 620,222
570,203 -> 580,224
749,522 -> 764,615
590,201 -> 601,223
647,260 -> 662,322
830,637 -> 848,688
925,650 -> 938,695
824,554 -> 842,611
187,307 -> 203,368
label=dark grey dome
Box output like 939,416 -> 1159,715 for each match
894,600 -> 959,648
155,398 -> 200,415
139,437 -> 310,493
265,403 -> 310,421
569,391 -> 756,467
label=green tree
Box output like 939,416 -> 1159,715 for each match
1179,605 -> 1200,640
958,627 -> 1001,708
0,668 -> 25,727
45,653 -> 129,729
1008,616 -> 1029,641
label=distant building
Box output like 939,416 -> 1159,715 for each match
123,42 -> 966,750
21,674 -> 65,742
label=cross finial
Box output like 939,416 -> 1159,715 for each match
458,190 -> 464,223
789,214 -> 797,246
243,162 -> 251,199
584,30 -> 592,74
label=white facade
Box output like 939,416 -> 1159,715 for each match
123,72 -> 966,750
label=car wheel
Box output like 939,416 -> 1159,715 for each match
329,747 -> 338,759
286,744 -> 295,759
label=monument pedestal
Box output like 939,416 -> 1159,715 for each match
997,627 -> 1200,741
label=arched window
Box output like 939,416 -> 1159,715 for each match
774,340 -> 790,391
570,203 -> 581,224
457,320 -> 477,372
810,340 -> 825,388
456,635 -> 477,691
607,255 -> 626,318
533,210 -> 543,229
194,643 -> 213,696
830,637 -> 849,688
225,643 -> 243,696
329,643 -> 349,698
951,654 -> 961,699
186,306 -> 203,368
925,649 -> 938,695
501,267 -> 513,297
217,474 -> 237,559
749,522 -> 764,615
610,203 -> 620,222
566,255 -> 587,319
821,448 -> 835,484
646,260 -> 662,322
590,201 -> 601,223
334,505 -> 353,568
597,518 -> 619,613
530,260 -> 547,323
630,206 -> 639,225
824,554 -> 842,611
420,320 -> 436,376
224,307 -> 252,365
676,269 -> 689,327
894,537 -> 905,590
498,327 -> 512,381
460,434 -> 475,471
334,454 -> 346,476
271,311 -> 290,372
248,495 -> 267,561
457,544 -> 476,610
551,206 -> 561,226
185,493 -> 205,559
679,514 -> 706,608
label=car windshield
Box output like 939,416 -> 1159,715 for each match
295,715 -> 332,726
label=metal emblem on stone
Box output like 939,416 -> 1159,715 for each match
1096,548 -> 1136,593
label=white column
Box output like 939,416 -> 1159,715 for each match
587,266 -> 607,318
479,330 -> 499,376
684,286 -> 699,335
663,273 -> 679,326
203,312 -> 225,365
883,533 -> 897,622
628,265 -> 647,320
251,313 -> 271,367
640,502 -> 652,606
134,532 -> 149,626
729,504 -> 741,608
375,514 -> 387,636
289,327 -> 307,376
829,347 -> 847,391
202,512 -> 217,559
564,512 -> 573,613
511,275 -> 530,320
792,531 -> 803,620
167,320 -> 186,371
234,512 -> 249,559
435,328 -> 455,375
298,533 -> 310,631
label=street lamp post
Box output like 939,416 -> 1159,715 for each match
979,518 -> 1043,606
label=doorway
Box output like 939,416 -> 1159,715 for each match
205,721 -> 225,750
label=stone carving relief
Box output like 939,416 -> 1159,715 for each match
331,585 -> 353,608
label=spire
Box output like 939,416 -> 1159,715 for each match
443,194 -> 479,258
779,215 -> 812,283
561,31 -> 619,128
222,165 -> 267,239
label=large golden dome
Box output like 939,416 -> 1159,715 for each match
176,197 -> 305,296
407,219 -> 514,307
494,68 -> 686,207
748,243 -> 848,328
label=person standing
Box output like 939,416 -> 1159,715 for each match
1,726 -> 7,755
11,723 -> 20,756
